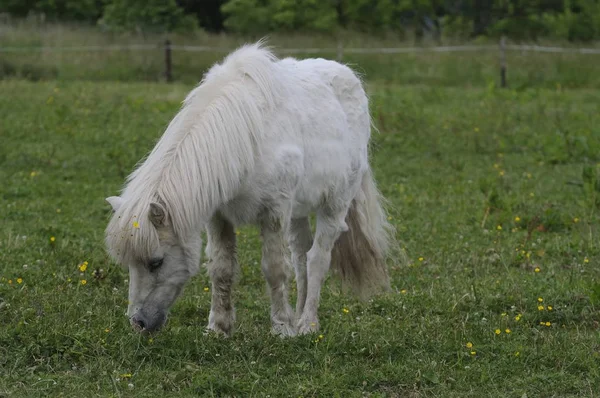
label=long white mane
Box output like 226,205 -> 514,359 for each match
105,41 -> 284,263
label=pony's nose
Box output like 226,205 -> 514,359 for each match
131,314 -> 146,332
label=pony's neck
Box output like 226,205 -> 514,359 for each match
127,43 -> 283,240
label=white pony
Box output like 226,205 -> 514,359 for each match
105,41 -> 395,336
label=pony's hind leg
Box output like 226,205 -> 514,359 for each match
288,217 -> 312,319
297,207 -> 349,335
260,215 -> 297,337
205,212 -> 238,336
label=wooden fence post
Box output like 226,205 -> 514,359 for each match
164,39 -> 172,83
500,36 -> 507,88
336,40 -> 343,62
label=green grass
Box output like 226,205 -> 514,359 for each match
1,78 -> 600,397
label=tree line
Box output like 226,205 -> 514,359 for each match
2,0 -> 599,42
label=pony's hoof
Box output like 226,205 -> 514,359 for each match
297,318 -> 319,335
205,322 -> 232,337
271,321 -> 297,337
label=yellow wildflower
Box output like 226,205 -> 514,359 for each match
56,208 -> 61,213
514,216 -> 521,222
50,236 -> 55,242
505,329 -> 511,334
105,328 -> 110,333
133,221 -> 140,229
8,280 -> 12,284
499,170 -> 505,176
538,297 -> 543,302
515,351 -> 520,357
466,342 -> 473,348
493,163 -> 500,169
120,373 -> 132,379
538,305 -> 544,311
501,312 -> 507,317
515,314 -> 522,321
545,321 -> 551,326
400,289 -> 407,294
495,329 -> 501,335
534,267 -> 540,273
530,192 -> 535,197
81,279 -> 87,285
203,287 -> 209,292
470,351 -> 476,355
17,278 -> 23,284
318,334 -> 324,339
79,262 -> 88,272
547,306 -> 553,311
497,225 -> 502,230
573,217 -> 580,223
418,257 -> 424,262
584,257 -> 589,264
342,308 -> 349,314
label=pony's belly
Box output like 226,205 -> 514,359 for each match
290,199 -> 315,219
219,193 -> 263,227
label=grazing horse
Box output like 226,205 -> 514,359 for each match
105,41 -> 395,336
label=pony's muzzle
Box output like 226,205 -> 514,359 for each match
130,310 -> 166,333
130,313 -> 147,332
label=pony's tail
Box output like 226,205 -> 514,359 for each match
330,168 -> 399,299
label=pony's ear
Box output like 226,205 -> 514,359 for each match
149,202 -> 167,227
106,196 -> 124,212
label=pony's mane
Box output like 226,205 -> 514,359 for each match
105,41 -> 284,263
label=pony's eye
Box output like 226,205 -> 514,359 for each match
148,257 -> 163,271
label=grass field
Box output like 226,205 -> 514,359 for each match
1,72 -> 600,396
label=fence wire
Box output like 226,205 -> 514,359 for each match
1,44 -> 600,54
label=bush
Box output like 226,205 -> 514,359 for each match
221,0 -> 338,35
98,0 -> 198,34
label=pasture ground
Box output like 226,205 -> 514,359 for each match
1,77 -> 599,397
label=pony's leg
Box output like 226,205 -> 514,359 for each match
288,217 -> 312,319
260,216 -> 296,337
297,208 -> 349,335
205,212 -> 238,336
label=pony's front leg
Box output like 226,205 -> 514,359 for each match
205,212 -> 238,336
297,210 -> 347,335
288,217 -> 312,319
260,217 -> 296,337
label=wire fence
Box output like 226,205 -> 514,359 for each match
2,43 -> 600,54
2,39 -> 600,85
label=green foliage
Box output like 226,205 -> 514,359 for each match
221,0 -> 338,34
2,0 -> 600,40
99,0 -> 198,33
0,0 -> 105,22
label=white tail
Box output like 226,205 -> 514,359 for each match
330,168 -> 397,298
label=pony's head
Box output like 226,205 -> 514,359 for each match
105,195 -> 201,333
